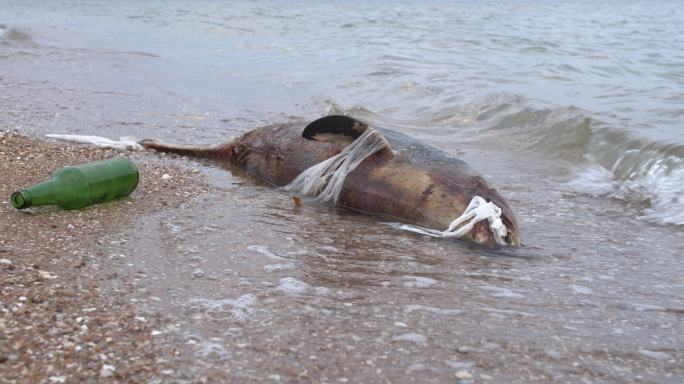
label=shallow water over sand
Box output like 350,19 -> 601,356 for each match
2,0 -> 683,381
107,143 -> 683,382
2,0 -> 684,226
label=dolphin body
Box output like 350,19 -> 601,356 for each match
141,115 -> 521,247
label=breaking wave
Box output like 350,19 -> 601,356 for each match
326,94 -> 684,226
568,164 -> 684,225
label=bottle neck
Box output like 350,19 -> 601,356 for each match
11,178 -> 62,209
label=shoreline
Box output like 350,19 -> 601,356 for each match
0,130 -> 210,382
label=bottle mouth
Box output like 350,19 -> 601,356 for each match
11,191 -> 30,209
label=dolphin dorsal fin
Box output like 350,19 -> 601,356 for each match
303,115 -> 391,152
302,115 -> 371,144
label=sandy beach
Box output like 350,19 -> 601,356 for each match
0,130 -> 210,382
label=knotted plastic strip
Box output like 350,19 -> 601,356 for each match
398,196 -> 508,245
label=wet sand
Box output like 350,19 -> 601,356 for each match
0,130 -> 209,382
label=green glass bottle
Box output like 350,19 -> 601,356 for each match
11,157 -> 139,210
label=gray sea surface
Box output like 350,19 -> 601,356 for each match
2,0 -> 683,382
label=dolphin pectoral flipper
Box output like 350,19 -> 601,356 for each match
139,138 -> 233,159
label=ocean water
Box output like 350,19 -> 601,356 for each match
2,1 -> 683,382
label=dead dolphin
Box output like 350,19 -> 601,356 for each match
141,115 -> 521,247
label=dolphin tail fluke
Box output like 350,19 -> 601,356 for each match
140,138 -> 231,159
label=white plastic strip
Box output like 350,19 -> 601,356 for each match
285,127 -> 388,204
46,134 -> 143,151
398,196 -> 508,245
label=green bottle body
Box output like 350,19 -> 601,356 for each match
11,157 -> 139,210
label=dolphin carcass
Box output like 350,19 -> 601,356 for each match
141,115 -> 522,247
